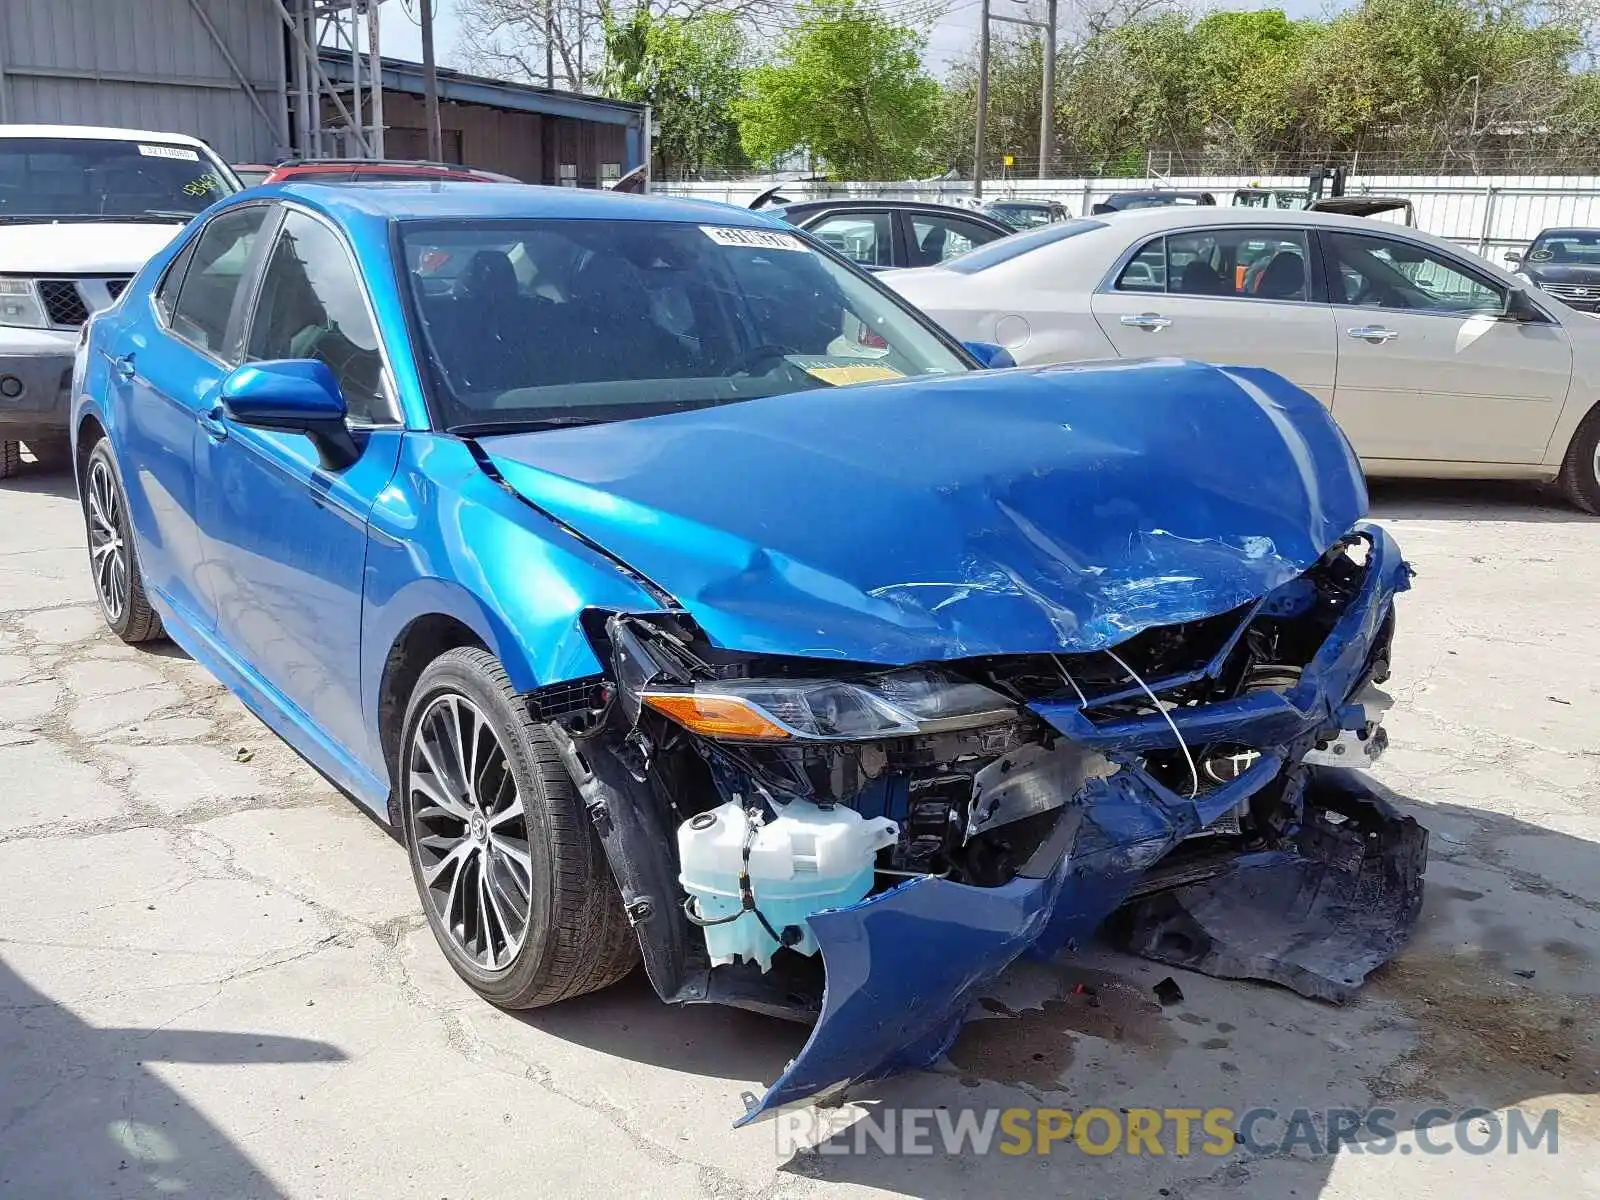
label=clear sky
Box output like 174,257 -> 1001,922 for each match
378,0 -> 1344,77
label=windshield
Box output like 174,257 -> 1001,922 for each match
0,137 -> 235,221
400,218 -> 970,431
988,204 -> 1053,229
1527,231 -> 1600,266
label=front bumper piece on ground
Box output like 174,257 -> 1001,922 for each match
738,523 -> 1425,1124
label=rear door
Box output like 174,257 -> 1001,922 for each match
1320,228 -> 1571,463
1090,224 -> 1339,405
111,202 -> 272,629
900,211 -> 1008,268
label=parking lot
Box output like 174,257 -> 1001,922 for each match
0,454 -> 1595,1199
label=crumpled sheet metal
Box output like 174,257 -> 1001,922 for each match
737,521 -> 1417,1126
480,359 -> 1368,668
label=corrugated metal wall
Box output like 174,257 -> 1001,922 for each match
0,0 -> 286,162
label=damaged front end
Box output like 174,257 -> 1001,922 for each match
529,521 -> 1425,1123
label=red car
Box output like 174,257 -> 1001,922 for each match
234,159 -> 520,186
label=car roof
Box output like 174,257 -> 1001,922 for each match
1090,204 -> 1417,236
268,180 -> 783,228
780,197 -> 1003,217
1534,227 -> 1600,237
0,123 -> 216,150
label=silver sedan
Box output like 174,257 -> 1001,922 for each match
884,206 -> 1600,512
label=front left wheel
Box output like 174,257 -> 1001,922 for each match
399,646 -> 638,1008
81,439 -> 163,643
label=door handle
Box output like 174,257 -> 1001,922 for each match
198,406 -> 229,442
1347,325 -> 1399,344
1120,313 -> 1172,331
112,354 -> 136,382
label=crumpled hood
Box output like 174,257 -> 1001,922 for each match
480,358 -> 1367,663
0,221 -> 185,274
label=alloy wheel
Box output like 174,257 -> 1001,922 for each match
86,458 -> 128,622
407,694 -> 535,971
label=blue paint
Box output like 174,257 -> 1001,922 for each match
483,359 -> 1367,663
72,184 -> 1407,1127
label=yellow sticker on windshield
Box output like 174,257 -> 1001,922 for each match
801,363 -> 905,385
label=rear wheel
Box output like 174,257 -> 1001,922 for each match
1559,405 -> 1600,515
399,646 -> 638,1008
82,439 -> 163,643
0,440 -> 19,479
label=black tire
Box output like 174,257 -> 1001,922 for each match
82,438 -> 164,643
0,440 -> 19,479
26,436 -> 71,471
1559,404 -> 1600,515
399,646 -> 638,1008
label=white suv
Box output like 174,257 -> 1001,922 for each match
0,125 -> 238,477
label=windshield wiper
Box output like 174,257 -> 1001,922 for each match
453,416 -> 612,436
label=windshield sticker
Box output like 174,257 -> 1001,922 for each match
787,356 -> 905,386
139,144 -> 201,162
1527,249 -> 1553,262
182,172 -> 226,198
700,226 -> 807,252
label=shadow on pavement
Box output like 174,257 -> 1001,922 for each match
1368,477 -> 1593,522
0,957 -> 345,1197
0,459 -> 78,500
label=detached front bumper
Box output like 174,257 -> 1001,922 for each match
740,523 -> 1423,1124
0,331 -> 76,438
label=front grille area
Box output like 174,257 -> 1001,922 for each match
1542,283 -> 1600,303
38,279 -> 89,327
105,278 -> 130,301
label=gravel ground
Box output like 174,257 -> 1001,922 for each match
2,456 -> 1598,1199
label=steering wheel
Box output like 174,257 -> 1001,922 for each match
728,345 -> 796,376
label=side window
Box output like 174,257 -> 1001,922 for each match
246,211 -> 391,424
1325,230 -> 1504,315
153,238 -> 199,325
168,205 -> 270,354
807,213 -> 892,268
1121,228 -> 1309,300
1116,237 -> 1167,292
909,215 -> 1003,266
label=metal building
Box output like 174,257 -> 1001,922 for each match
0,0 -> 645,182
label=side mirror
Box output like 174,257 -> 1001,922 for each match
1503,250 -> 1522,265
1501,287 -> 1545,324
964,341 -> 1016,369
220,359 -> 359,469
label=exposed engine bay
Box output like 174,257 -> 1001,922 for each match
530,521 -> 1426,1121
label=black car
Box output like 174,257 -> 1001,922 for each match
1508,228 -> 1600,312
753,195 -> 1014,270
1090,190 -> 1217,215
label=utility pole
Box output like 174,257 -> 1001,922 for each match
420,0 -> 442,161
368,0 -> 385,157
973,0 -> 990,198
545,0 -> 555,88
1038,0 -> 1056,179
974,0 -> 1057,193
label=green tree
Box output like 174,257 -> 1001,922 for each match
596,9 -> 749,177
736,0 -> 941,179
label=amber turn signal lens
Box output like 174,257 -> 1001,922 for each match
639,692 -> 792,740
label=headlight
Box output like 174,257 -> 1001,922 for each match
640,669 -> 1015,742
0,277 -> 48,329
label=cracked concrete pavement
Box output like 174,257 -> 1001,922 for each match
2,457 -> 1599,1199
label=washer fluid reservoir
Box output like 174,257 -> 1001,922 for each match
678,800 -> 898,971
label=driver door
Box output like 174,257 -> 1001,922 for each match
1320,228 -> 1572,464
196,206 -> 403,758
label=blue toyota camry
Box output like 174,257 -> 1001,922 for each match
72,182 -> 1424,1122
